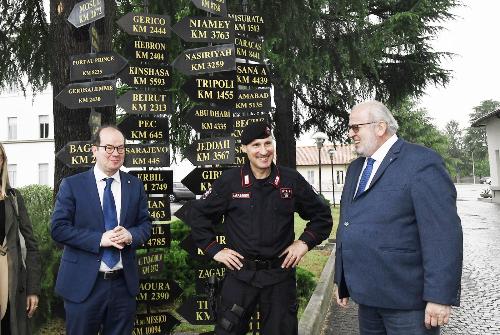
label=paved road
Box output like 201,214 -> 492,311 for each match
321,184 -> 500,335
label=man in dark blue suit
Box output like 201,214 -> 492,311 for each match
51,125 -> 151,335
334,101 -> 463,334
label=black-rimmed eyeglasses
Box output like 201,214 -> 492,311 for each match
348,122 -> 379,133
96,145 -> 125,154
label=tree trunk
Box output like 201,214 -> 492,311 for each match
49,0 -> 116,194
273,81 -> 296,169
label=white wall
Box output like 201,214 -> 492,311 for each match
485,117 -> 500,203
0,88 -> 54,188
297,164 -> 347,204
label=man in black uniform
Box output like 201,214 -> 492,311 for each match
188,122 -> 333,334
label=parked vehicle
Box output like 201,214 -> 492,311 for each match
170,182 -> 196,202
479,177 -> 492,185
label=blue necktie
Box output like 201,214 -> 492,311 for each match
355,158 -> 375,198
102,178 -> 119,268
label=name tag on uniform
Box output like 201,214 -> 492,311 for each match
232,192 -> 251,199
280,188 -> 293,199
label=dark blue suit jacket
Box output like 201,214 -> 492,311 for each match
51,169 -> 151,303
334,139 -> 463,309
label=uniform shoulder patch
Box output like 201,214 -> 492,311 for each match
280,188 -> 293,199
202,188 -> 212,199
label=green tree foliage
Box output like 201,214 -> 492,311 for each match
392,99 -> 452,172
444,120 -> 464,181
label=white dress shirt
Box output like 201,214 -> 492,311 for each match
355,134 -> 398,195
94,166 -> 123,271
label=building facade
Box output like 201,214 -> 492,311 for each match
1,88 -> 54,188
472,110 -> 500,203
296,144 -> 356,204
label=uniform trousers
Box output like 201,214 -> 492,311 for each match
215,274 -> 298,335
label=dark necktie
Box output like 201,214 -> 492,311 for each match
102,178 -> 119,268
355,158 -> 375,198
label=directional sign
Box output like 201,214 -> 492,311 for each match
55,80 -> 116,109
172,44 -> 235,76
137,279 -> 182,305
235,34 -> 263,62
185,105 -> 233,135
181,167 -> 228,195
129,170 -> 173,194
174,201 -> 191,223
234,88 -> 271,113
195,263 -> 227,293
172,16 -> 234,44
186,137 -> 235,166
137,252 -> 165,278
148,195 -> 171,221
117,12 -> 171,38
68,0 -> 105,28
118,115 -> 168,141
140,223 -> 171,249
124,144 -> 170,168
124,39 -> 168,63
56,141 -> 94,168
191,0 -> 227,16
176,296 -> 214,325
236,63 -> 270,87
182,73 -> 237,107
180,233 -> 226,260
119,64 -> 172,89
134,312 -> 180,335
117,90 -> 172,115
70,52 -> 128,81
228,13 -> 264,36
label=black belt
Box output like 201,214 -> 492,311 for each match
99,269 -> 124,280
243,257 -> 284,271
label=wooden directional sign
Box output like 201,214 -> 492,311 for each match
176,296 -> 214,325
124,143 -> 170,168
137,279 -> 182,305
118,115 -> 168,141
234,88 -> 271,113
56,141 -> 94,168
172,44 -> 235,76
70,52 -> 128,81
195,264 -> 227,294
117,12 -> 171,38
140,223 -> 171,249
186,137 -> 235,166
119,64 -> 172,90
117,90 -> 172,115
228,13 -> 264,36
185,105 -> 232,135
124,39 -> 168,63
134,312 -> 180,335
182,73 -> 237,107
68,0 -> 105,28
148,195 -> 171,221
191,0 -> 227,16
172,16 -> 234,44
55,80 -> 116,109
181,167 -> 228,195
174,201 -> 191,223
129,170 -> 173,194
235,34 -> 263,62
236,63 -> 270,87
180,233 -> 226,260
137,252 -> 165,278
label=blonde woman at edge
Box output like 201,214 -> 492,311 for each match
0,143 -> 41,335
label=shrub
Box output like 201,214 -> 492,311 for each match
18,185 -> 62,330
296,267 -> 316,304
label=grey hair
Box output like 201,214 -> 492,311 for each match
353,100 -> 399,135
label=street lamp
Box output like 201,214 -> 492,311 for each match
328,148 -> 336,207
312,132 -> 328,195
472,151 -> 475,184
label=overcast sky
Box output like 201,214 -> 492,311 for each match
418,0 -> 500,130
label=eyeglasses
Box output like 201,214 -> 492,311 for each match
348,122 -> 379,133
96,145 -> 125,154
